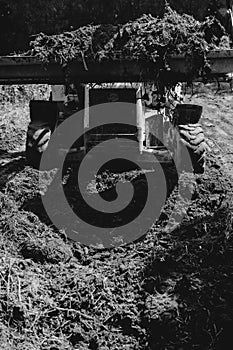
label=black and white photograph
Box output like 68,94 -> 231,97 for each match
0,1 -> 233,349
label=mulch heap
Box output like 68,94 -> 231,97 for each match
30,5 -> 230,79
0,153 -> 233,350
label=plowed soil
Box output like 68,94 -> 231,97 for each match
0,83 -> 233,350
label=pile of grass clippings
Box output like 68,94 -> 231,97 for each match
30,24 -> 118,65
30,6 -> 229,79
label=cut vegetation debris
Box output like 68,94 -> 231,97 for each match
30,6 -> 229,79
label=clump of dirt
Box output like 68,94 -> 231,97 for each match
159,153 -> 232,235
0,191 -> 72,263
87,169 -> 153,194
4,166 -> 57,206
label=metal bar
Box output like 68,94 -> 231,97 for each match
83,85 -> 90,154
136,95 -> 144,154
0,50 -> 233,84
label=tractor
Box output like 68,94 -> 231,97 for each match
25,82 -> 206,174
22,1 -> 233,173
1,0 -> 233,175
0,49 -> 233,176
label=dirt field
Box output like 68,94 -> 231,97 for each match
0,83 -> 233,350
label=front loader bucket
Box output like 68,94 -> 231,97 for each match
174,104 -> 203,125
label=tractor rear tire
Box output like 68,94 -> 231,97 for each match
178,123 -> 206,174
26,126 -> 51,169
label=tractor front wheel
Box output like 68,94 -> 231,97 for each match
26,125 -> 51,169
178,123 -> 206,174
